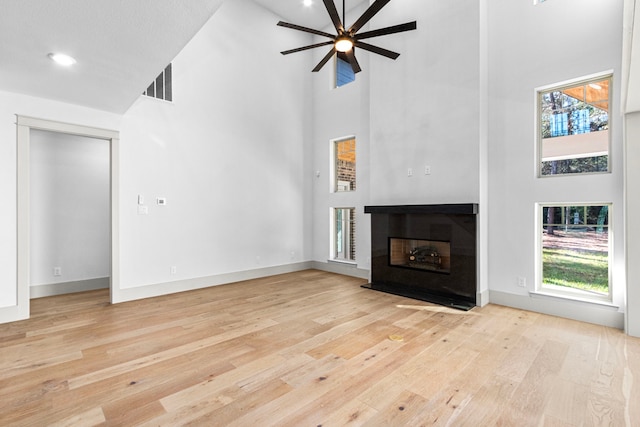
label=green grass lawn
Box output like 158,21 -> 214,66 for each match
542,248 -> 608,294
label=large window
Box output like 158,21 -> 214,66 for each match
538,204 -> 611,302
538,75 -> 610,176
333,137 -> 356,192
333,208 -> 356,262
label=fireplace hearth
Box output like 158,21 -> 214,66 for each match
364,204 -> 478,310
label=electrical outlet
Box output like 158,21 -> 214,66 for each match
170,266 -> 177,275
53,267 -> 62,276
424,165 -> 431,175
407,168 -> 413,177
517,276 -> 526,287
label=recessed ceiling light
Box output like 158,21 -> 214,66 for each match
48,53 -> 76,66
303,0 -> 313,6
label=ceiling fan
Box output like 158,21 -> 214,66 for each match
277,0 -> 417,73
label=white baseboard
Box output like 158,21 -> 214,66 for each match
311,260 -> 370,280
477,288 -> 490,307
112,262 -> 314,304
489,290 -> 624,329
31,277 -> 110,299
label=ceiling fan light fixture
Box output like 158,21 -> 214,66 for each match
278,0 -> 417,73
335,37 -> 353,52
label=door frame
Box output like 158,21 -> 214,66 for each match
14,115 -> 119,321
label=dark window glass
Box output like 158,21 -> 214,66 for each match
336,54 -> 355,88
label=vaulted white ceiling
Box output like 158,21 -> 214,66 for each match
0,0 -> 364,114
2,0 -> 637,115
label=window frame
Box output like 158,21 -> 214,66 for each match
330,135 -> 356,193
331,207 -> 356,263
535,72 -> 613,178
535,202 -> 613,304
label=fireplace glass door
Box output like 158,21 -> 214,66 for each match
389,238 -> 451,274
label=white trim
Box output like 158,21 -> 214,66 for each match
489,290 -> 624,329
329,135 -> 356,193
312,260 -> 369,280
476,288 -> 489,307
535,202 -> 613,304
534,70 -> 615,94
30,278 -> 109,299
112,262 -> 313,303
529,289 -> 618,309
16,116 -> 118,140
0,116 -> 120,325
535,72 -> 613,178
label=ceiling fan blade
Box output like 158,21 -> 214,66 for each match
354,41 -> 400,60
354,21 -> 417,40
344,50 -> 362,73
323,0 -> 344,33
281,41 -> 334,55
277,21 -> 335,39
313,47 -> 337,72
348,0 -> 391,34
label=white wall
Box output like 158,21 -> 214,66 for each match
29,130 -> 110,290
623,0 -> 640,337
0,91 -> 120,309
626,111 -> 640,335
309,0 -> 371,275
369,0 -> 480,206
116,0 -> 312,295
487,0 -> 625,327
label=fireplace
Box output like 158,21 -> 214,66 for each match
364,204 -> 478,310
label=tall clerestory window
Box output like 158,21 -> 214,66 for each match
333,207 -> 356,262
333,137 -> 356,192
537,74 -> 611,176
331,136 -> 356,263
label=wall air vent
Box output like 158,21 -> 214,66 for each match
142,63 -> 172,102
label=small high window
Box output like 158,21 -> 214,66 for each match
537,74 -> 611,176
332,137 -> 356,192
143,63 -> 173,102
336,53 -> 355,88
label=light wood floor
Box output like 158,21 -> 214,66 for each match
1,270 -> 639,426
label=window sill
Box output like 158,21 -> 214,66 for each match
530,289 -> 618,309
328,259 -> 357,266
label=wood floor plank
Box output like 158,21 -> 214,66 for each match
1,270 -> 638,426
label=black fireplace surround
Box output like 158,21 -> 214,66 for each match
364,204 -> 478,310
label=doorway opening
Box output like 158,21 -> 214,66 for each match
16,116 -> 119,319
